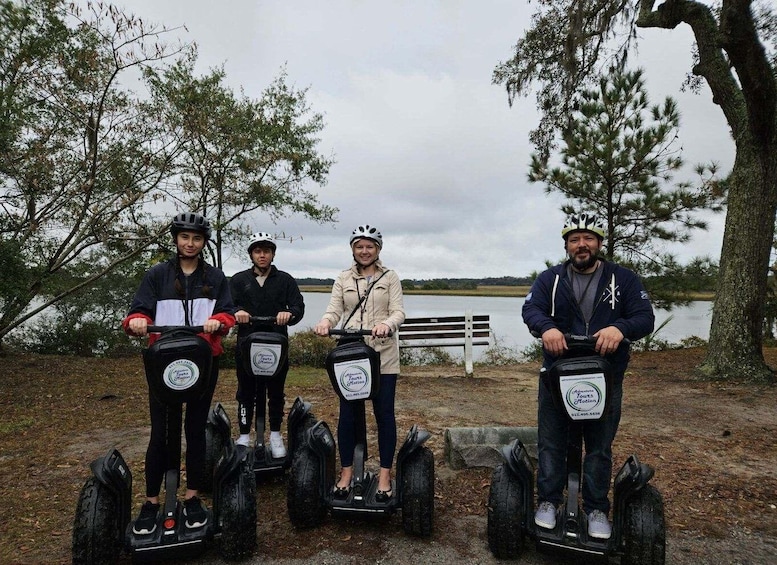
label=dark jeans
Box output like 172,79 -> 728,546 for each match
337,374 -> 397,469
235,348 -> 289,433
144,358 -> 220,497
536,372 -> 623,514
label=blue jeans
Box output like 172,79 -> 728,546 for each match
337,374 -> 397,469
536,372 -> 623,514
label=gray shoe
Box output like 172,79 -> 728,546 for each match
534,501 -> 557,529
587,509 -> 612,539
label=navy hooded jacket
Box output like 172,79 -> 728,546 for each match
522,259 -> 655,377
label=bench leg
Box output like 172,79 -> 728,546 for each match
464,310 -> 474,377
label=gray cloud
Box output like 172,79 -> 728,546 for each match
121,0 -> 733,279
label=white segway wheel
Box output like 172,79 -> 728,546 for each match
487,463 -> 525,559
72,477 -> 122,565
401,446 -> 434,536
287,448 -> 327,529
623,484 -> 666,565
218,457 -> 257,561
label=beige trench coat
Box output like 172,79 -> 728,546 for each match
320,260 -> 405,374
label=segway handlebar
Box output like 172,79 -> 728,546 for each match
327,328 -> 394,337
530,331 -> 630,348
147,325 -> 207,333
240,315 -> 280,324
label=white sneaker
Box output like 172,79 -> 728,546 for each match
534,501 -> 557,529
587,509 -> 612,539
236,434 -> 251,447
269,434 -> 286,458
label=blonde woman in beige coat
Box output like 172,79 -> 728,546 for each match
313,225 -> 405,502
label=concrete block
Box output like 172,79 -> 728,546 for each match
443,426 -> 538,470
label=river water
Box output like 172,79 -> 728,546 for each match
292,293 -> 713,358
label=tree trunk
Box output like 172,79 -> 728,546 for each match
700,144 -> 777,383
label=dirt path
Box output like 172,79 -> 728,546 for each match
1,348 -> 776,563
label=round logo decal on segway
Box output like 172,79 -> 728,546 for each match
565,381 -> 602,412
162,359 -> 200,391
340,365 -> 370,394
251,347 -> 278,374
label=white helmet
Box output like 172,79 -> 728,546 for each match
561,213 -> 605,239
247,232 -> 276,252
350,224 -> 383,248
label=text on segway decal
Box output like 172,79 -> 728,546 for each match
333,358 -> 373,400
162,359 -> 201,391
249,342 -> 282,376
559,373 -> 606,420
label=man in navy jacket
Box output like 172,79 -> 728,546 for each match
522,213 -> 655,540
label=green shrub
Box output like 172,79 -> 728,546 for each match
520,339 -> 544,362
288,329 -> 334,367
478,336 -> 524,365
399,346 -> 455,365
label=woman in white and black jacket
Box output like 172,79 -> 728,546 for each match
122,212 -> 236,536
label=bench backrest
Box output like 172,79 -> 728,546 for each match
399,315 -> 491,345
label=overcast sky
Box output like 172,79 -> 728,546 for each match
117,0 -> 733,279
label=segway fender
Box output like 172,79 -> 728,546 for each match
499,439 -> 534,491
288,396 -> 312,427
611,454 -> 657,543
214,441 -> 250,484
207,402 -> 232,441
89,448 -> 133,529
90,448 -> 133,496
300,420 -> 337,497
304,420 -> 336,460
396,424 -> 430,466
613,454 -> 655,497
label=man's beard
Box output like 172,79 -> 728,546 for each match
570,249 -> 599,271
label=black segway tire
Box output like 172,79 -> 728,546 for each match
72,476 -> 122,565
623,484 -> 666,565
486,463 -> 525,559
218,458 -> 258,561
202,421 -> 224,494
401,446 -> 434,536
287,447 -> 327,529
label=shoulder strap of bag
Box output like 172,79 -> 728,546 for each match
341,270 -> 390,328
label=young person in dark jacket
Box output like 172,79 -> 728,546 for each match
230,232 -> 305,458
123,212 -> 236,535
522,213 -> 655,541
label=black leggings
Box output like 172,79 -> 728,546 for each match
144,358 -> 219,497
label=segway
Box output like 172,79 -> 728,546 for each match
202,316 -> 317,482
487,334 -> 665,564
286,328 -> 435,536
72,325 -> 257,564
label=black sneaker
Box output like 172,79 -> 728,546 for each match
132,501 -> 159,535
183,496 -> 208,529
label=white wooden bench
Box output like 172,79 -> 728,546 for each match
398,311 -> 492,377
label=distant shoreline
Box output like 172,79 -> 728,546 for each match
299,285 -> 715,300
